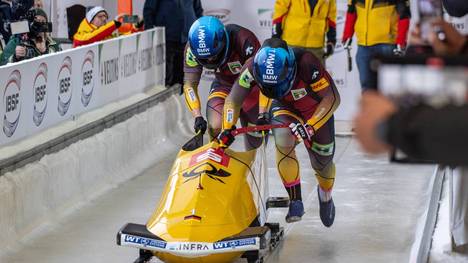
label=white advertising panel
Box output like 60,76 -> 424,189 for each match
0,28 -> 164,146
119,34 -> 140,97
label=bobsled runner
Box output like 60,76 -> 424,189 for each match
117,125 -> 290,263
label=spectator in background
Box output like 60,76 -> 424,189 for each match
73,6 -> 123,47
342,0 -> 411,91
33,0 -> 43,9
0,8 -> 60,65
143,0 -> 203,88
0,0 -> 13,44
272,0 -> 337,66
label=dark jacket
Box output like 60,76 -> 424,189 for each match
384,104 -> 468,166
0,2 -> 12,43
0,35 -> 61,65
143,0 -> 203,43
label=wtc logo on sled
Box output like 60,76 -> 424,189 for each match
124,235 -> 166,249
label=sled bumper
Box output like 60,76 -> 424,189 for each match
117,223 -> 270,257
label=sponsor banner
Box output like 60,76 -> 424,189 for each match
0,28 -> 164,146
138,29 -> 157,89
153,27 -> 166,87
99,38 -> 121,105
121,234 -> 259,255
119,34 -> 140,97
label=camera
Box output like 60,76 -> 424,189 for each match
10,9 -> 52,36
9,8 -> 52,60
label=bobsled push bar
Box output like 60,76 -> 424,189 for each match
117,223 -> 271,256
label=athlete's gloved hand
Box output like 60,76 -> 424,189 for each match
194,116 -> 207,134
323,42 -> 335,58
256,112 -> 271,135
289,123 -> 314,142
217,127 -> 236,148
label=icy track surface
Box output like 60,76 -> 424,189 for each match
2,136 -> 435,263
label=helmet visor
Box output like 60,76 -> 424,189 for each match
196,51 -> 225,69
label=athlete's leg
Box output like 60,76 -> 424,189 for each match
307,116 -> 336,227
239,112 -> 264,150
206,80 -> 229,140
271,106 -> 305,222
239,86 -> 262,150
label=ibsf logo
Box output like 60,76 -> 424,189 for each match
3,70 -> 21,137
33,63 -> 48,127
81,50 -> 94,107
204,9 -> 231,23
263,50 -> 277,84
58,56 -> 72,116
197,25 -> 210,56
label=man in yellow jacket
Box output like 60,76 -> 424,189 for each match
342,0 -> 410,91
73,6 -> 123,47
272,0 -> 337,66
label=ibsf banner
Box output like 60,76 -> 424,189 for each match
200,0 -> 361,122
0,27 -> 165,146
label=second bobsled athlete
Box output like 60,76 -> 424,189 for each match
183,16 -> 270,148
218,38 -> 340,226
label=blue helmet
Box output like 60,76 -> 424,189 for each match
188,16 -> 229,69
253,38 -> 296,99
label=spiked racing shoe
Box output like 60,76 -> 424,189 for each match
318,186 -> 335,227
285,200 -> 305,223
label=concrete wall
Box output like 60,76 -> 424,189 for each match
0,93 -> 192,255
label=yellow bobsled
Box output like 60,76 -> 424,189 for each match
117,125 -> 289,263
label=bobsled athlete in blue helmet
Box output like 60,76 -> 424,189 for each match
183,16 -> 270,148
218,38 -> 340,226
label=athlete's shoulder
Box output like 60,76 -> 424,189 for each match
226,24 -> 256,38
294,48 -> 326,84
237,57 -> 256,88
227,24 -> 260,61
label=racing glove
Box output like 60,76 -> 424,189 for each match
194,116 -> 207,134
289,123 -> 314,142
323,42 -> 335,58
217,127 -> 236,148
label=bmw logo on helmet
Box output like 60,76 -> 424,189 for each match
188,16 -> 230,69
253,38 -> 297,99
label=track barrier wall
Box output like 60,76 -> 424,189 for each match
0,27 -> 197,255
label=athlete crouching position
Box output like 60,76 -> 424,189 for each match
218,38 -> 340,226
183,16 -> 269,149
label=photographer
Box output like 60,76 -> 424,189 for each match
0,8 -> 60,65
354,19 -> 468,164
